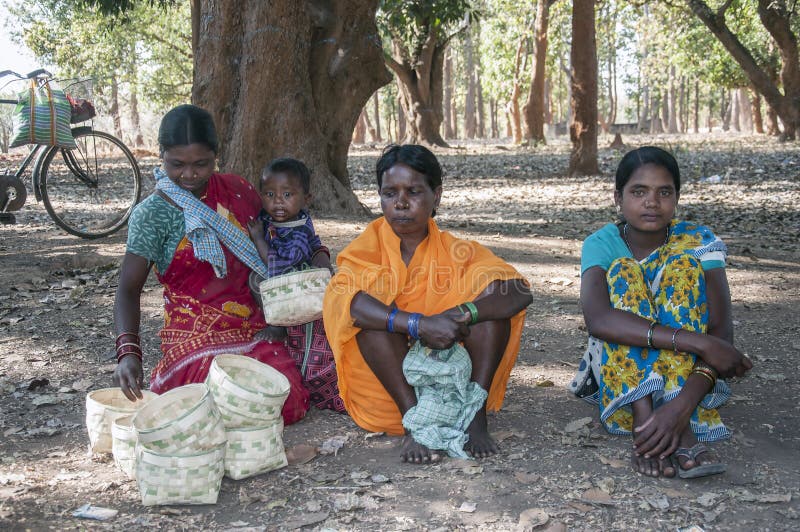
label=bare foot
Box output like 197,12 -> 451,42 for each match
400,435 -> 441,464
630,452 -> 674,478
463,410 -> 498,458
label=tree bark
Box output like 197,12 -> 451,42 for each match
363,105 -> 377,141
638,85 -> 650,132
109,74 -> 123,141
464,24 -> 477,139
192,0 -> 390,213
443,49 -> 454,139
668,68 -> 678,133
353,112 -> 367,144
752,89 -> 764,134
373,92 -> 382,142
523,0 -> 553,143
508,34 -> 529,144
568,0 -> 598,176
489,98 -> 498,138
738,87 -> 753,132
687,0 -> 800,138
385,25 -> 452,146
693,80 -> 700,133
730,88 -> 740,131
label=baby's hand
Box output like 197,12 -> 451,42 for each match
247,219 -> 264,240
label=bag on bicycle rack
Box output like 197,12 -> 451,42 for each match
66,93 -> 96,123
10,79 -> 76,149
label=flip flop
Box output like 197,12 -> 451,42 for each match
672,443 -> 727,479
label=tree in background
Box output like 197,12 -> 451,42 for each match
378,0 -> 475,146
523,0 -> 557,143
569,0 -> 598,175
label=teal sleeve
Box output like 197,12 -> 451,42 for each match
126,195 -> 184,273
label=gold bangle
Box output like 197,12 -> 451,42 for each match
691,369 -> 715,386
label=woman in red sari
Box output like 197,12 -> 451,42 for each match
113,105 -> 309,424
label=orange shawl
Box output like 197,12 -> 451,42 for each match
323,217 -> 527,435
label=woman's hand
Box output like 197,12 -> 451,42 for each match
632,395 -> 693,460
417,310 -> 471,350
247,219 -> 265,242
696,334 -> 753,379
113,355 -> 144,401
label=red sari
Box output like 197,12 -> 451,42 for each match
148,173 -> 309,425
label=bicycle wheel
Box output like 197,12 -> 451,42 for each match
36,128 -> 141,238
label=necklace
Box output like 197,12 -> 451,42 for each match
623,223 -> 670,256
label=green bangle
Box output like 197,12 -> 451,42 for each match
463,302 -> 478,325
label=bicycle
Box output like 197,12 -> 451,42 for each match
0,69 -> 142,239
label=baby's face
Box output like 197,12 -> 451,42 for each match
259,172 -> 310,222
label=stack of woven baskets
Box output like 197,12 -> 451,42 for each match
86,355 -> 292,506
205,354 -> 291,480
132,383 -> 228,505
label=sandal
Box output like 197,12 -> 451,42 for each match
671,443 -> 727,479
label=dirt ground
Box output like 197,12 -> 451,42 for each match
1,134 -> 799,531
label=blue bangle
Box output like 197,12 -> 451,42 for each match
407,312 -> 422,340
387,308 -> 399,333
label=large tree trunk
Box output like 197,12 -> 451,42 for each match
738,88 -> 754,132
693,80 -> 700,133
568,0 -> 598,175
688,0 -> 800,139
667,68 -> 679,133
729,88 -> 740,131
638,85 -> 650,132
192,0 -> 390,213
128,56 -> 144,148
508,34 -> 529,144
353,112 -> 367,143
523,0 -> 552,143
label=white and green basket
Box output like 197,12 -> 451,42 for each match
224,421 -> 288,480
136,443 -> 226,506
111,415 -> 137,480
85,388 -> 157,454
206,355 -> 290,428
132,383 -> 226,454
259,267 -> 330,326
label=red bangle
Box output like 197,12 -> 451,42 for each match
115,332 -> 140,343
116,344 -> 142,363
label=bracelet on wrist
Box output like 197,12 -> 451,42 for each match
646,321 -> 657,349
407,313 -> 422,340
463,301 -> 478,325
386,308 -> 399,333
671,328 -> 682,353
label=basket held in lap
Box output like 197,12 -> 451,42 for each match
206,354 -> 291,428
132,383 -> 226,454
259,268 -> 330,326
85,388 -> 156,454
136,443 -> 226,506
111,415 -> 137,480
224,421 -> 288,480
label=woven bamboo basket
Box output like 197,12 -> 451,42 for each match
85,388 -> 157,453
132,383 -> 226,454
136,443 -> 226,506
259,268 -> 330,326
111,415 -> 137,479
206,355 -> 290,428
224,421 -> 288,480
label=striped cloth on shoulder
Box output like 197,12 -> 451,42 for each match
153,167 -> 269,279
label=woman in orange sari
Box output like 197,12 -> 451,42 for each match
113,105 -> 309,424
324,145 -> 532,463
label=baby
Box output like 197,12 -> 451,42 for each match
247,157 -> 332,341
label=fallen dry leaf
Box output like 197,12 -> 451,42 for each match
582,488 -> 615,506
517,507 -> 549,530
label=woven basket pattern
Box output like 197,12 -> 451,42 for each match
132,384 -> 226,453
260,268 -> 330,326
224,422 -> 288,480
111,415 -> 137,480
136,444 -> 226,506
206,355 -> 290,428
85,388 -> 156,453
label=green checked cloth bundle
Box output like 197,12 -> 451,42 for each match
206,355 -> 290,479
85,388 -> 157,454
259,267 -> 331,326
